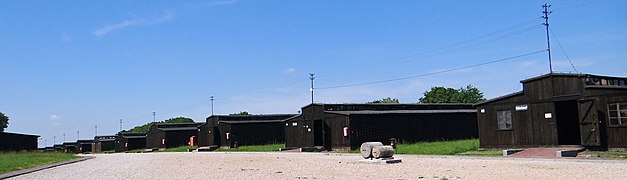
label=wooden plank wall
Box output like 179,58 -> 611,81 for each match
349,112 -> 478,149
0,133 -> 38,151
324,114 -> 349,150
227,122 -> 286,146
163,130 -> 197,148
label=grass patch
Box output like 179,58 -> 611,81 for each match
335,149 -> 360,154
125,149 -> 145,153
0,152 -> 77,174
162,146 -> 197,152
457,149 -> 503,156
396,139 -> 486,155
215,144 -> 284,152
578,150 -> 627,159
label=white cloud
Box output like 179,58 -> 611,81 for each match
49,114 -> 62,121
285,68 -> 296,74
49,114 -> 62,127
92,11 -> 175,37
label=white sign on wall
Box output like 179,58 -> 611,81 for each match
515,105 -> 528,111
544,113 -> 552,119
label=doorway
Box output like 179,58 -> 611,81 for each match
314,120 -> 324,146
555,100 -> 582,145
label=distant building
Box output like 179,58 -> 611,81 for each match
76,140 -> 93,153
62,142 -> 76,153
146,123 -> 204,149
92,135 -> 116,153
115,132 -> 146,152
285,103 -> 478,150
198,114 -> 296,148
0,132 -> 39,151
475,73 -> 627,149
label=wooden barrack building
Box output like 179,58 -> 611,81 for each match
0,132 -> 39,151
285,103 -> 478,150
146,123 -> 204,149
198,114 -> 296,148
474,73 -> 627,149
92,135 -> 116,153
115,132 -> 146,152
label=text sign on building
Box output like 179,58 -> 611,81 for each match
515,104 -> 528,111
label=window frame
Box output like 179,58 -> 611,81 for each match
496,109 -> 513,130
608,102 -> 627,126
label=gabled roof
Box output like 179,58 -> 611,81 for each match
158,127 -> 199,131
474,91 -> 523,106
118,132 -> 146,136
77,140 -> 92,144
326,109 -> 477,115
316,103 -> 473,112
0,131 -> 40,137
519,73 -> 587,83
152,122 -> 204,129
220,119 -> 287,124
207,114 -> 297,121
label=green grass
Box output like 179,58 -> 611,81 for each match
578,150 -> 627,159
162,146 -> 197,152
395,139 -> 497,156
0,152 -> 77,174
125,149 -> 145,153
215,144 -> 284,152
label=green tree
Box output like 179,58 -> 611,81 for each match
126,117 -> 194,133
368,97 -> 400,104
0,112 -> 8,132
229,111 -> 250,115
419,85 -> 485,103
163,117 -> 194,123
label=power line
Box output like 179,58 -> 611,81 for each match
549,28 -> 578,73
317,50 -> 547,89
318,18 -> 543,78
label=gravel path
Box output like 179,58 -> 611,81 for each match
9,152 -> 627,179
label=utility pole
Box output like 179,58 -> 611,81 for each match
309,73 -> 315,104
77,131 -> 80,140
210,96 -> 215,115
119,119 -> 123,132
543,3 -> 553,73
63,133 -> 65,142
152,112 -> 156,123
53,136 -> 56,144
95,125 -> 98,137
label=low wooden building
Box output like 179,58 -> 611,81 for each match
92,135 -> 116,153
115,132 -> 146,152
62,142 -> 76,153
285,103 -> 478,150
0,132 -> 39,151
475,73 -> 627,149
76,140 -> 93,153
53,144 -> 64,152
146,123 -> 204,149
198,114 -> 296,148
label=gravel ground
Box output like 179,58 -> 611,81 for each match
9,152 -> 627,179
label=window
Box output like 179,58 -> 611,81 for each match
608,102 -> 627,126
497,110 -> 512,130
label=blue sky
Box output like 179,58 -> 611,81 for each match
1,1 -> 625,147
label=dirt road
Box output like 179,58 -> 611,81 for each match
9,152 -> 627,179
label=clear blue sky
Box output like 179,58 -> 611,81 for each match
1,1 -> 625,147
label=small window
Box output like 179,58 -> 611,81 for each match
497,110 -> 513,130
608,102 -> 627,126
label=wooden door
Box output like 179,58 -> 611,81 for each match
578,99 -> 601,146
